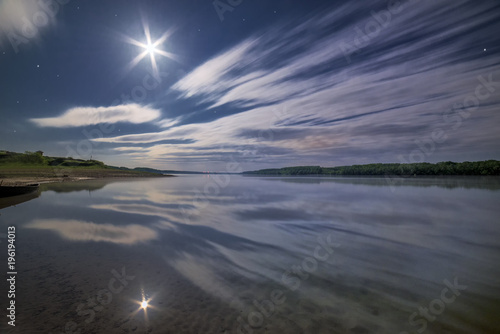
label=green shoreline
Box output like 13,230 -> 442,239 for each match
0,151 -> 166,185
3,151 -> 500,180
242,160 -> 500,176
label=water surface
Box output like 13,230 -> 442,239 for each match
1,175 -> 499,333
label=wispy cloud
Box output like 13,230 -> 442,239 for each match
0,0 -> 66,51
0,1 -> 42,39
30,104 -> 162,128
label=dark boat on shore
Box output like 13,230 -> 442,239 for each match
0,189 -> 41,210
0,183 -> 40,198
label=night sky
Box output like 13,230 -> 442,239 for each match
1,0 -> 499,171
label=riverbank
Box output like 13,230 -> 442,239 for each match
243,160 -> 500,176
0,166 -> 168,186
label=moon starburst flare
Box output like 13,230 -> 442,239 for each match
124,20 -> 177,77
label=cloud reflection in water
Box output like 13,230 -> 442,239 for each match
26,219 -> 158,244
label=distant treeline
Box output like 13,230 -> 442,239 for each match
243,161 -> 500,176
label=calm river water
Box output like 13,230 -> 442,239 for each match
1,175 -> 499,333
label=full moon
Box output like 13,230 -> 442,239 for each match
145,42 -> 156,56
123,20 -> 177,78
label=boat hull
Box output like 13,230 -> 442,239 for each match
0,184 -> 40,198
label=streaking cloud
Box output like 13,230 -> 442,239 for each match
0,0 -> 48,44
89,1 -> 500,170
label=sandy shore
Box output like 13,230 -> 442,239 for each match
0,167 -> 167,186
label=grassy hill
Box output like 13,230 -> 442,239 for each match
0,150 -> 165,182
0,150 -> 106,167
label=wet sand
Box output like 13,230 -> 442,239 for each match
3,231 -> 238,334
0,167 -> 167,186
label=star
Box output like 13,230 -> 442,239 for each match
484,48 -> 487,51
37,65 -> 40,68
